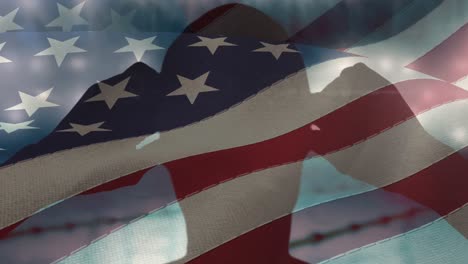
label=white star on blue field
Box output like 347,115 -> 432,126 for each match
0,31 -> 177,162
0,0 -> 437,163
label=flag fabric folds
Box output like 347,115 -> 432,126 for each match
0,1 -> 467,263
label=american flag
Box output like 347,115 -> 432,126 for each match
0,0 -> 467,263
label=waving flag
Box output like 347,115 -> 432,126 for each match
0,1 -> 467,263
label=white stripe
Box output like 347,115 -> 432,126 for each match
348,0 -> 468,66
447,205 -> 468,238
319,206 -> 468,264
325,100 -> 468,187
416,99 -> 468,150
59,100 -> 468,263
455,75 -> 468,91
306,56 -> 436,93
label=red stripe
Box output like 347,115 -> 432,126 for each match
188,215 -> 305,264
190,146 -> 468,263
0,220 -> 25,240
407,24 -> 468,82
384,148 -> 468,216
